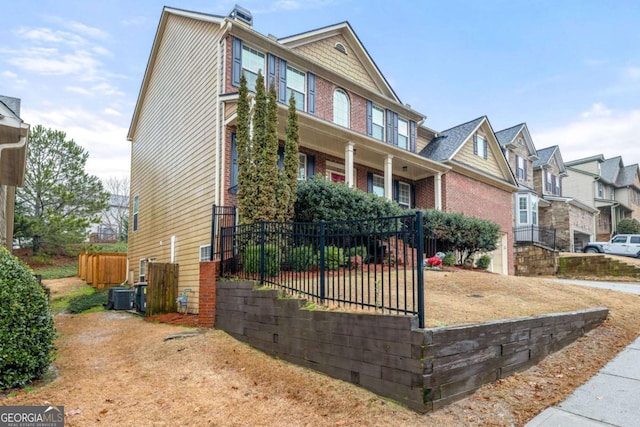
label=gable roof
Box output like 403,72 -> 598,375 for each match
278,22 -> 399,102
600,156 -> 624,185
616,164 -> 639,188
495,123 -> 523,147
534,145 -> 566,175
564,154 -> 605,167
419,116 -> 485,162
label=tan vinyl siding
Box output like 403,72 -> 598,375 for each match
292,35 -> 379,93
129,14 -> 223,311
454,134 -> 503,179
563,170 -> 595,207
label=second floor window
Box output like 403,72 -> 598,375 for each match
546,171 -> 553,192
371,105 -> 384,141
597,182 -> 604,198
242,45 -> 265,90
517,156 -> 526,180
286,65 -> 305,110
398,118 -> 409,150
333,89 -> 350,128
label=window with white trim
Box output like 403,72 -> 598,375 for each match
597,182 -> 604,198
241,45 -> 265,91
516,156 -> 526,180
286,65 -> 305,110
398,182 -> 411,208
546,171 -> 553,192
333,89 -> 350,128
474,135 -> 487,159
132,195 -> 139,232
371,105 -> 384,141
397,118 -> 409,150
555,177 -> 561,196
199,244 -> 212,262
372,174 -> 384,197
298,153 -> 307,181
139,258 -> 155,282
518,196 -> 528,224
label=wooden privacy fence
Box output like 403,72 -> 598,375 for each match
78,252 -> 127,288
146,262 -> 179,316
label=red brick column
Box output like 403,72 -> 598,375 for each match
199,261 -> 220,328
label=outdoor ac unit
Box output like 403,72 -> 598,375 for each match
112,289 -> 134,310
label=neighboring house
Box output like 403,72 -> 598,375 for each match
419,116 -> 519,275
532,146 -> 597,251
0,95 -> 29,249
90,194 -> 129,243
564,155 -> 640,241
127,6 -> 456,309
495,123 -> 540,244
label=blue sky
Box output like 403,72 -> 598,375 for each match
1,0 -> 639,181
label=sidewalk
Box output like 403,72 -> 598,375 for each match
526,336 -> 640,427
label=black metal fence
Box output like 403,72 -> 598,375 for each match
219,212 -> 425,327
514,225 -> 557,250
210,205 -> 237,260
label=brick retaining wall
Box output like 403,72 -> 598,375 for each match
215,280 -> 608,412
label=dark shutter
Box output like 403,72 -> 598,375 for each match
393,112 -> 399,146
230,133 -> 239,194
367,172 -> 373,193
278,58 -> 287,103
366,100 -> 373,136
409,120 -> 416,152
307,154 -> 315,178
483,139 -> 488,159
411,183 -> 416,208
386,110 -> 393,144
267,54 -> 276,90
473,135 -> 478,155
524,157 -> 528,180
232,37 -> 242,87
393,179 -> 399,202
308,73 -> 316,114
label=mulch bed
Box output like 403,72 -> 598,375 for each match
144,312 -> 202,327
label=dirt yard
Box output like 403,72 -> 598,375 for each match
2,270 -> 640,426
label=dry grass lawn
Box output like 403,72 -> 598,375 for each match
2,268 -> 640,426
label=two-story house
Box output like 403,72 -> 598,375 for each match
128,6 -> 523,311
420,117 -> 518,275
495,123 -> 540,243
533,146 -> 597,251
564,155 -> 640,241
0,95 -> 29,249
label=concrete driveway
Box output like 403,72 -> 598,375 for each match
553,279 -> 640,295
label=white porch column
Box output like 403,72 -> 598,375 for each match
345,142 -> 355,188
384,155 -> 393,201
435,172 -> 443,210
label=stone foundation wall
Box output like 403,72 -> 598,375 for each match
515,244 -> 558,276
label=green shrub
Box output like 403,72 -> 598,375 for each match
244,244 -> 280,277
0,247 -> 56,389
476,254 -> 492,270
346,246 -> 367,259
288,246 -> 318,272
68,288 -> 109,313
617,218 -> 640,234
442,252 -> 456,266
323,246 -> 346,270
295,178 -> 404,222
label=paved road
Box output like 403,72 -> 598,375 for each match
553,278 -> 640,295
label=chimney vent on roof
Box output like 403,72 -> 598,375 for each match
229,4 -> 253,26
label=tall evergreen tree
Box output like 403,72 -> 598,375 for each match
251,71 -> 269,221
260,80 -> 280,221
236,73 -> 253,224
15,125 -> 109,253
282,93 -> 300,222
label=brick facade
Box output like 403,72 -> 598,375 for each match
198,261 -> 220,328
442,171 -> 515,274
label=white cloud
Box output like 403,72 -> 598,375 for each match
626,66 -> 640,79
2,70 -> 18,79
66,86 -> 92,95
16,27 -> 86,46
22,106 -> 130,180
535,104 -> 640,166
62,20 -> 109,40
6,48 -> 101,76
103,108 -> 121,117
120,16 -> 146,26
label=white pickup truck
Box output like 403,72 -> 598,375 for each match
582,234 -> 640,258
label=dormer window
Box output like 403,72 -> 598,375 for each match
516,155 -> 526,180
